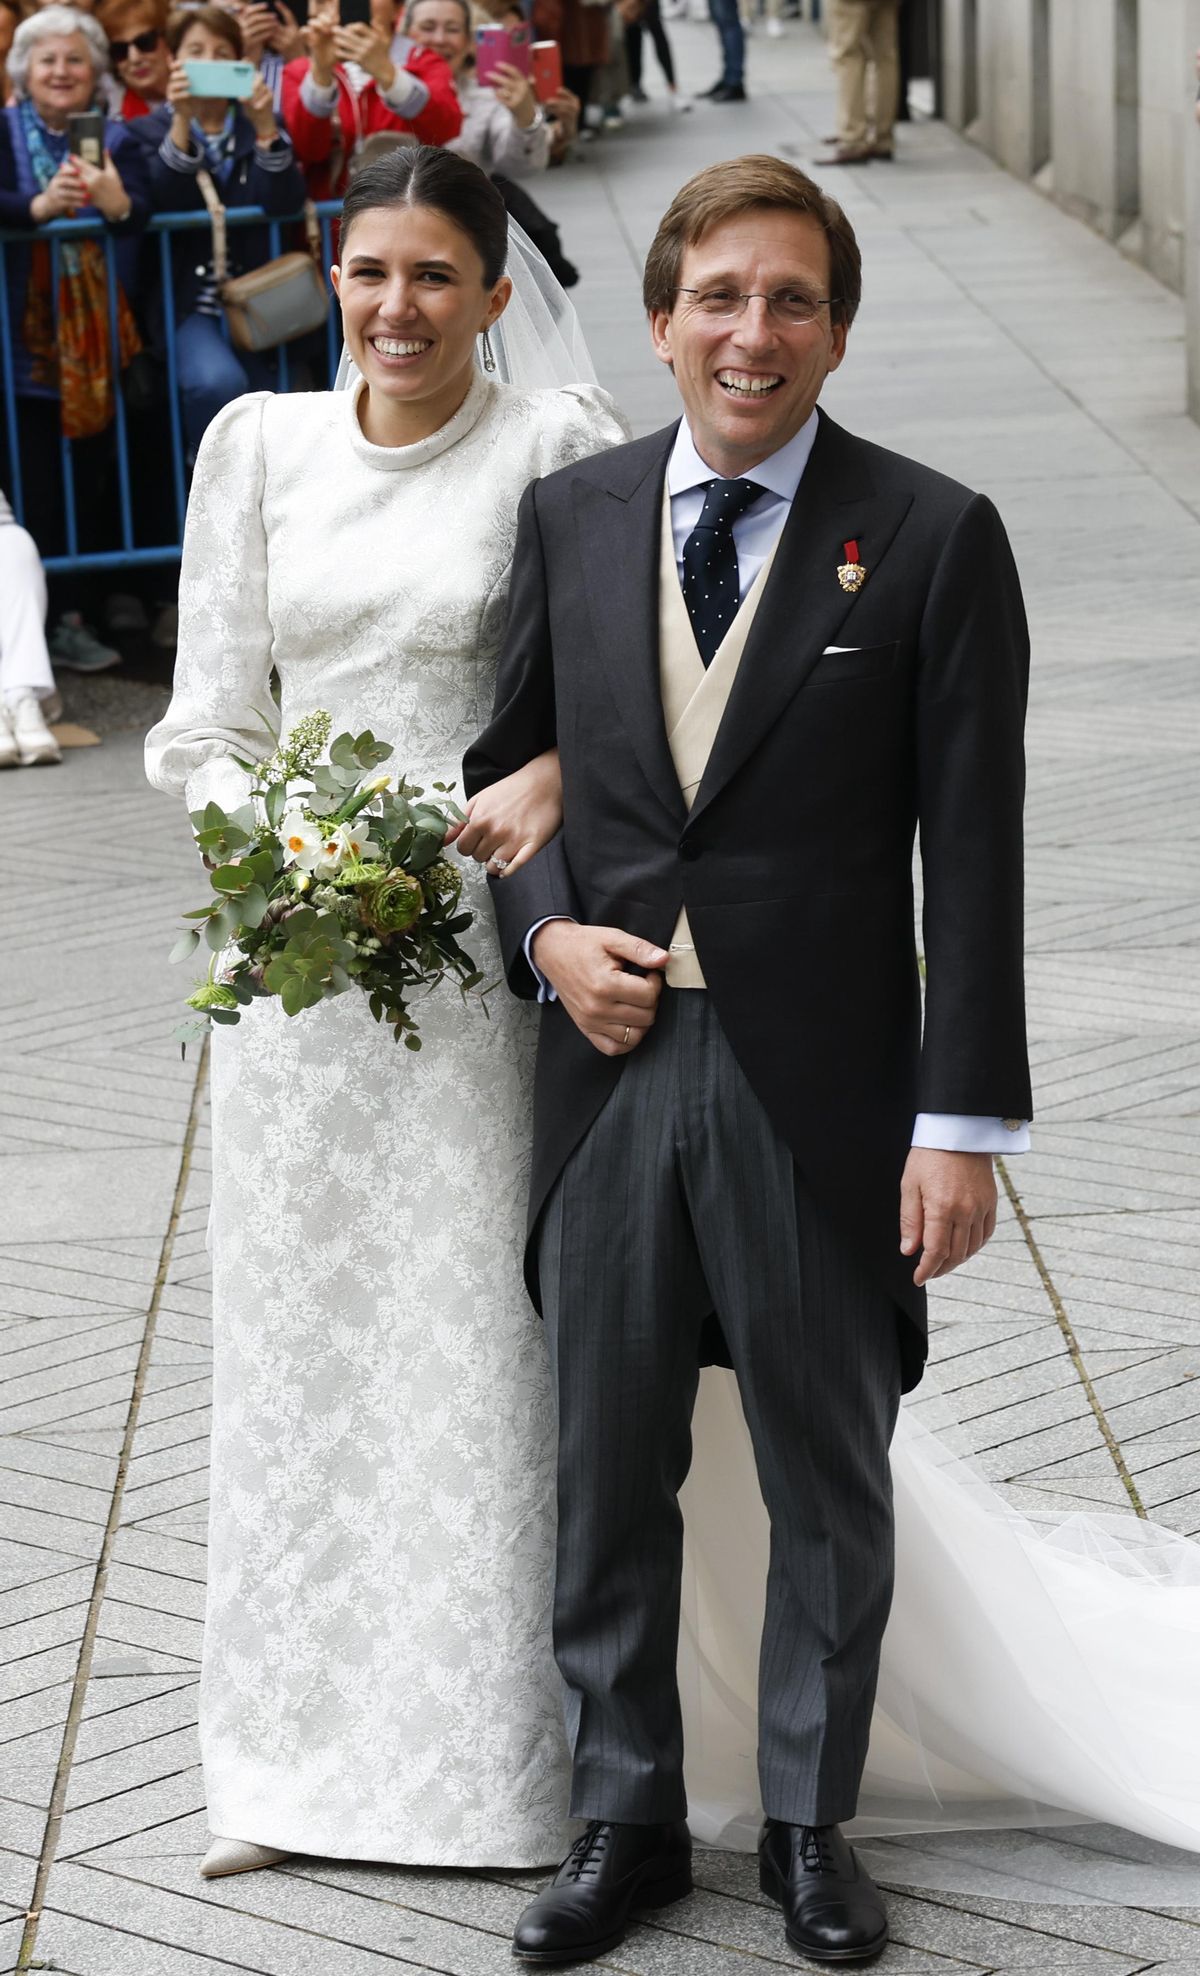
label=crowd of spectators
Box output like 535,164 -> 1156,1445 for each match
0,0 -> 618,757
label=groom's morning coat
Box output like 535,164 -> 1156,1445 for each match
464,410 -> 1033,1390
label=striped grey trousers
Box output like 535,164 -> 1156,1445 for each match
538,988 -> 902,1828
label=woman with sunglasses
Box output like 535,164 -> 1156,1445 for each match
98,0 -> 171,116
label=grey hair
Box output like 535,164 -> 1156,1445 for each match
8,5 -> 111,95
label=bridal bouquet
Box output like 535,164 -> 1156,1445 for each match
171,711 -> 487,1048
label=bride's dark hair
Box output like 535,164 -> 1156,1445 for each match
339,145 -> 509,287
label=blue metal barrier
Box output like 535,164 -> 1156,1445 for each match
0,199 -> 343,573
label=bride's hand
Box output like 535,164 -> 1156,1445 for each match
448,748 -> 562,877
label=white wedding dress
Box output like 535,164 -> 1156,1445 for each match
145,368 -> 627,1864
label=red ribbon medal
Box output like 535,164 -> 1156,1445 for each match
837,537 -> 867,595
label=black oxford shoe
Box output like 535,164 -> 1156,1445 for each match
512,1819 -> 692,1965
759,1820 -> 887,1965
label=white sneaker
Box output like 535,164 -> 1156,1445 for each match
766,13 -> 784,31
669,89 -> 694,111
10,694 -> 61,766
0,703 -> 18,769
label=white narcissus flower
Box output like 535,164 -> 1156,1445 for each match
277,811 -> 325,871
316,822 -> 383,873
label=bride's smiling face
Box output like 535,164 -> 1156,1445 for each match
332,204 -> 512,440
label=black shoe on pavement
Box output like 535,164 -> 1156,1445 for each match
758,1820 -> 887,1965
709,82 -> 747,101
697,77 -> 728,96
512,1819 -> 693,1965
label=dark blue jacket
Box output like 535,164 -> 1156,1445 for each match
126,106 -> 306,325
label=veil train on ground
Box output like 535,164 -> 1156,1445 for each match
681,1368 -> 1200,1905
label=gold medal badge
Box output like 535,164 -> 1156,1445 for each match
837,537 -> 866,594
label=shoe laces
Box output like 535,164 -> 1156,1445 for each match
564,1821 -> 611,1882
798,1826 -> 838,1875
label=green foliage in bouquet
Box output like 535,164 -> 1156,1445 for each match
171,711 -> 490,1050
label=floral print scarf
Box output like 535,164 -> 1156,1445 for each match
19,97 -> 141,441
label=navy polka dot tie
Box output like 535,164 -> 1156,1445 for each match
681,477 -> 767,667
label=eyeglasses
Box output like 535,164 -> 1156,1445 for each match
675,286 -> 837,326
109,29 -> 162,60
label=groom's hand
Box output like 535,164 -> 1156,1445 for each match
531,922 -> 669,1057
899,1148 -> 998,1286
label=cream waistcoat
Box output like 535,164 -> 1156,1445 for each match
660,487 -> 783,988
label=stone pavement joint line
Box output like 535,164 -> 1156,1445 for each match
996,1158 -> 1147,1518
14,1048 -> 209,1975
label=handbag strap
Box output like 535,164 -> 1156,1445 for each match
198,166 -> 320,273
196,167 -> 229,288
302,200 -> 321,261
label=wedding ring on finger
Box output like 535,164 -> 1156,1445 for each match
488,854 -> 509,873
622,1025 -> 631,1047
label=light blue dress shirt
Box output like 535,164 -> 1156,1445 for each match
523,415 -> 1030,1156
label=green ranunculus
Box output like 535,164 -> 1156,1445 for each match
361,868 -> 424,936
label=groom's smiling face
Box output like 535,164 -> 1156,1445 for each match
649,207 -> 848,479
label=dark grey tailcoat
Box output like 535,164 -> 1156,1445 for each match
465,408 -> 1033,1392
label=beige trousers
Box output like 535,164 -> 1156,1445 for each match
826,0 -> 900,151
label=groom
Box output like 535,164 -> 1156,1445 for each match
466,154 -> 1032,1967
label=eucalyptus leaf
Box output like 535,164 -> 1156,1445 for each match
265,782 -> 287,828
239,884 -> 269,929
211,863 -> 251,894
169,930 -> 200,964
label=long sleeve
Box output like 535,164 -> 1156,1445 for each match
390,46 -> 461,146
449,87 -> 549,175
280,60 -> 335,164
916,491 -> 1033,1120
145,394 -> 278,813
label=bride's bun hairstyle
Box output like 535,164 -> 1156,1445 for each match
339,144 -> 509,288
643,153 -> 862,331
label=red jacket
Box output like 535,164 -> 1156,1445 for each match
281,48 -> 461,201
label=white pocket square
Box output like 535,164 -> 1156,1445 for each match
821,645 -> 861,654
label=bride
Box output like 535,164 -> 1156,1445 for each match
145,145 -> 627,1876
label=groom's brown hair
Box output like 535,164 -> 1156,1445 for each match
642,154 -> 862,330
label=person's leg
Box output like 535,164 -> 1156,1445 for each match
707,0 -> 745,85
0,524 -> 53,705
538,995 -> 711,1823
865,0 -> 900,150
644,0 -> 678,84
625,14 -> 645,89
681,997 -> 902,1826
825,0 -> 870,151
563,60 -> 595,115
176,313 -> 254,457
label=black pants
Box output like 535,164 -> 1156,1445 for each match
626,0 -> 677,89
538,990 -> 903,1827
563,61 -> 599,114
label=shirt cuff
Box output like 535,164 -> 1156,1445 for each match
158,132 -> 202,172
381,71 -> 429,117
523,915 -> 574,1002
253,135 -> 296,168
299,73 -> 338,116
911,1113 -> 1031,1155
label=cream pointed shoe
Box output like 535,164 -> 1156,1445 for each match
200,1838 -> 293,1879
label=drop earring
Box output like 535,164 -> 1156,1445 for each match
480,327 -> 497,374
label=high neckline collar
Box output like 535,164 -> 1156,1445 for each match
344,365 -> 496,469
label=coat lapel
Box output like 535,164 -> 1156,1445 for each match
687,412 -> 914,830
575,425 -> 686,827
